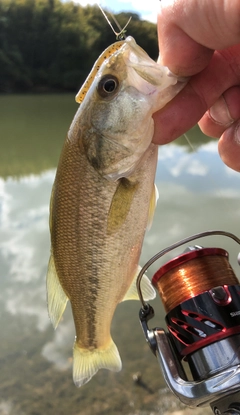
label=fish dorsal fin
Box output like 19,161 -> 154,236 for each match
75,40 -> 124,104
121,265 -> 156,302
147,184 -> 159,231
107,178 -> 139,235
46,253 -> 68,329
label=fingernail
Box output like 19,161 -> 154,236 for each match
234,122 -> 240,145
209,96 -> 234,126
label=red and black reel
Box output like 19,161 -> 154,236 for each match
137,231 -> 240,414
152,246 -> 240,381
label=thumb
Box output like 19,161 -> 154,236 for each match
158,0 -> 240,76
218,121 -> 240,172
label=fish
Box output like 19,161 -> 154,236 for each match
46,36 -> 186,387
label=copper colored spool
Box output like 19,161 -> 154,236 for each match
152,248 -> 239,314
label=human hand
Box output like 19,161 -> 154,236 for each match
153,0 -> 240,171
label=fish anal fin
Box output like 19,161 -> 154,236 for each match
121,265 -> 156,302
73,339 -> 122,387
147,184 -> 158,231
107,178 -> 139,235
46,253 -> 68,329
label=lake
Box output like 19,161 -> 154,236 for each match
0,94 -> 239,415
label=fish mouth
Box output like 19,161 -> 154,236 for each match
122,36 -> 182,94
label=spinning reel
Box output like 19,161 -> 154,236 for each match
137,230 -> 240,415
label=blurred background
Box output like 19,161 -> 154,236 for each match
0,1 -> 239,414
0,0 -> 158,94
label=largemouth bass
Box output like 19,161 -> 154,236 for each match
46,36 -> 185,387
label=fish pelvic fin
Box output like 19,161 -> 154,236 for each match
46,253 -> 68,329
121,265 -> 156,302
73,339 -> 122,387
147,184 -> 159,231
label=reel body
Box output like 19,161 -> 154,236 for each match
137,231 -> 240,414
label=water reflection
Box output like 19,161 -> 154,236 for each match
0,171 -> 53,331
0,95 -> 238,415
157,141 -> 240,194
0,94 -> 76,178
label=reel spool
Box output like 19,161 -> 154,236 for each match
137,231 -> 240,414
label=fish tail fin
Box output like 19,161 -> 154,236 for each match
73,339 -> 122,387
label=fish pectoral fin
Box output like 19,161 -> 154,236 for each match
147,184 -> 159,231
46,253 -> 68,329
107,178 -> 139,235
121,265 -> 156,302
73,339 -> 122,387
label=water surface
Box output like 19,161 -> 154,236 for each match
0,95 -> 239,415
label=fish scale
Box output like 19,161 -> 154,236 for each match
46,36 -> 186,387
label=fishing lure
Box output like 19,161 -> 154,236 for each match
75,5 -> 131,104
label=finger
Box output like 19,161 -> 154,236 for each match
218,121 -> 240,172
153,47 -> 240,144
153,82 -> 206,144
198,87 -> 240,138
157,14 -> 214,76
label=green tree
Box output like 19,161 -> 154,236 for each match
0,0 -> 158,93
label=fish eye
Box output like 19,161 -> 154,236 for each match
97,75 -> 119,98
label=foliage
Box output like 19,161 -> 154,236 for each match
0,0 -> 158,93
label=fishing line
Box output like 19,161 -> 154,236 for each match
183,132 -> 195,152
152,251 -> 238,313
137,230 -> 240,310
98,4 -> 132,40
